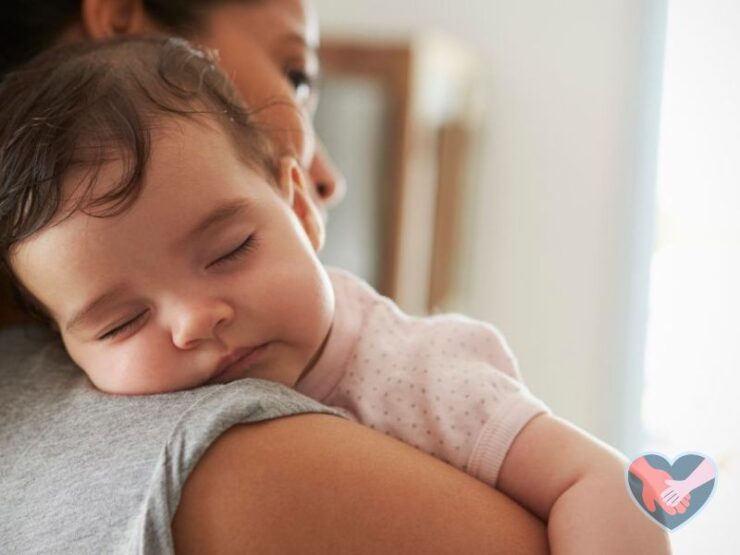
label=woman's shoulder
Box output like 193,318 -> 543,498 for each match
0,325 -> 343,553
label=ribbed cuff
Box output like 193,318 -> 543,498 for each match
467,393 -> 550,487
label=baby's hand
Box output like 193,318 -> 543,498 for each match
660,457 -> 716,508
661,479 -> 694,508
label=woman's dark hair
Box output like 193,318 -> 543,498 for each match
0,35 -> 276,328
0,1 -> 262,78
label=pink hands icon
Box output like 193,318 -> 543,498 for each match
629,456 -> 691,516
661,458 -> 716,508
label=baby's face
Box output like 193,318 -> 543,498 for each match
11,120 -> 334,394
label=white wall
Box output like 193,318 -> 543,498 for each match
315,0 -> 667,453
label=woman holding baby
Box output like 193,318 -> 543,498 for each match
0,0 -> 552,553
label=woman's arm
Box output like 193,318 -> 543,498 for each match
173,413 -> 549,554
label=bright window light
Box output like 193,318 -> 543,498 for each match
642,1 -> 739,552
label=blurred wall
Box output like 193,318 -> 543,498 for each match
315,0 -> 667,454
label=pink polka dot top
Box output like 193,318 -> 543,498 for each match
295,268 -> 550,487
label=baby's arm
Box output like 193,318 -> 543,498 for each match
497,414 -> 671,554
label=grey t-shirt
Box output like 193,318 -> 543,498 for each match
0,325 -> 346,554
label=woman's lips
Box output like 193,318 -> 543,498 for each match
207,343 -> 269,384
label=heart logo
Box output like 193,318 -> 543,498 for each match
625,452 -> 718,531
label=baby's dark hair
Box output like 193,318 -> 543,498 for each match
0,35 -> 277,327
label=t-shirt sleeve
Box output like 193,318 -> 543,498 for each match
134,380 -> 346,554
0,325 -> 347,555
464,369 -> 549,488
428,314 -> 550,488
324,306 -> 550,490
449,316 -> 550,488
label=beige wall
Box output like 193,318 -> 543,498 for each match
315,0 -> 668,454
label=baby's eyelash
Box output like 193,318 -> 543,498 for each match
100,312 -> 146,341
208,234 -> 257,269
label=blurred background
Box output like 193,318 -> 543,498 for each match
314,0 -> 738,552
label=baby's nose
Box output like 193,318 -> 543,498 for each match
171,300 -> 233,349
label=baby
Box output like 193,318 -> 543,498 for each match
0,37 -> 672,553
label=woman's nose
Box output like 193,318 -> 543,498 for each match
309,139 -> 346,211
170,299 -> 234,349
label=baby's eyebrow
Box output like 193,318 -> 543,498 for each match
175,198 -> 252,249
65,284 -> 129,334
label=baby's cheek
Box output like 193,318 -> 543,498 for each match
62,338 -> 124,394
115,336 -> 193,395
83,335 -> 182,395
286,268 -> 333,352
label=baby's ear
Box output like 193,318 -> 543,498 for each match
277,157 -> 325,252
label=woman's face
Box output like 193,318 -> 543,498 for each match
67,1 -> 344,218
191,0 -> 345,219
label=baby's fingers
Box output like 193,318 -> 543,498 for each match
661,488 -> 681,506
659,497 -> 677,515
656,492 -> 678,515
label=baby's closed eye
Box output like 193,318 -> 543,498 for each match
99,311 -> 149,341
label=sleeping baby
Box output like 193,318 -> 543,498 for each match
0,36 -> 673,553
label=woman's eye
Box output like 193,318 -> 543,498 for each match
99,312 -> 146,341
208,234 -> 257,269
287,69 -> 313,103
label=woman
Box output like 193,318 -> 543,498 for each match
0,1 -> 548,552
